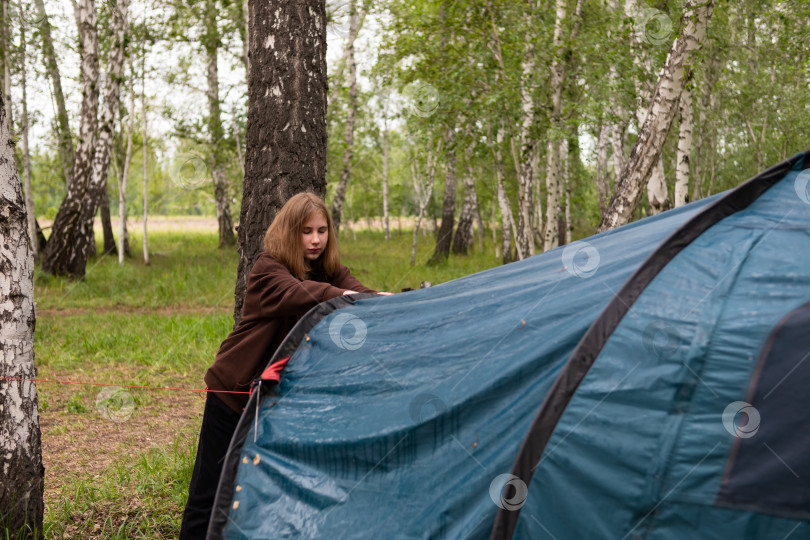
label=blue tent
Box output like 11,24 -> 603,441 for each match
208,152 -> 810,539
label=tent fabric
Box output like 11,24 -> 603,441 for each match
502,155 -> 810,539
494,151 -> 810,538
208,152 -> 810,539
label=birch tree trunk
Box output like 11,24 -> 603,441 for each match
99,192 -> 116,254
451,138 -> 477,255
330,0 -> 359,234
596,123 -> 610,220
429,127 -> 456,264
625,0 -> 671,216
40,0 -> 100,277
646,159 -> 670,215
515,2 -> 538,259
692,55 -> 718,202
204,0 -> 236,248
142,48 -> 149,266
382,89 -> 390,240
0,89 -> 45,538
20,22 -> 37,261
542,0 -> 567,252
675,84 -> 692,206
605,0 -> 625,185
492,126 -> 514,264
234,0 -> 328,324
1,0 -> 11,125
117,63 -> 135,263
33,0 -> 74,187
599,0 -> 713,232
563,138 -> 572,245
611,119 -> 625,183
410,140 -> 438,266
242,0 -> 249,75
76,0 -> 129,263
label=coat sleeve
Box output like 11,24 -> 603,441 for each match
332,265 -> 378,294
250,257 -> 346,318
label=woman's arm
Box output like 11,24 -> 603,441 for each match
250,256 -> 346,318
332,265 -> 378,294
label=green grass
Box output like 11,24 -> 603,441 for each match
35,224 -> 501,538
35,231 -> 238,311
338,227 -> 502,292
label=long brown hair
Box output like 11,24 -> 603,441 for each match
263,192 -> 340,280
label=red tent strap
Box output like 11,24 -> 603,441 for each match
259,357 -> 290,383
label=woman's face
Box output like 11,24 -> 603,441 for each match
302,212 -> 328,261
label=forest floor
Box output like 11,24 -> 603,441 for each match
34,222 -> 500,538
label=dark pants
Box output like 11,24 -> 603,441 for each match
180,392 -> 242,539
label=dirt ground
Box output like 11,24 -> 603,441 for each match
40,385 -> 204,508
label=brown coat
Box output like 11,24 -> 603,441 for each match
204,252 -> 376,412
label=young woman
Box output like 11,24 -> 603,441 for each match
180,192 -> 384,538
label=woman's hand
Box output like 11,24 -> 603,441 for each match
377,292 -> 394,296
342,289 -> 360,295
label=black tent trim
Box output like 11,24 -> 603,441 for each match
206,292 -> 380,539
490,151 -> 810,540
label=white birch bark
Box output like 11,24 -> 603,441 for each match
493,126 -> 515,264
675,84 -> 692,206
78,0 -> 129,261
543,137 -> 562,251
646,159 -> 670,215
0,88 -> 44,534
242,0 -> 249,75
142,49 -> 148,265
40,0 -> 100,277
382,91 -> 390,240
533,168 -> 543,248
542,0 -> 567,252
611,120 -> 625,182
117,61 -> 135,263
516,3 -> 538,259
33,0 -> 75,186
606,0 -> 625,191
330,0 -> 360,233
20,22 -> 36,260
204,0 -> 236,248
563,139 -> 572,245
600,0 -> 713,232
451,131 -> 478,255
626,0 -> 670,215
1,0 -> 10,124
484,0 -> 528,259
491,198 -> 498,260
596,123 -> 610,220
411,139 -> 439,266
